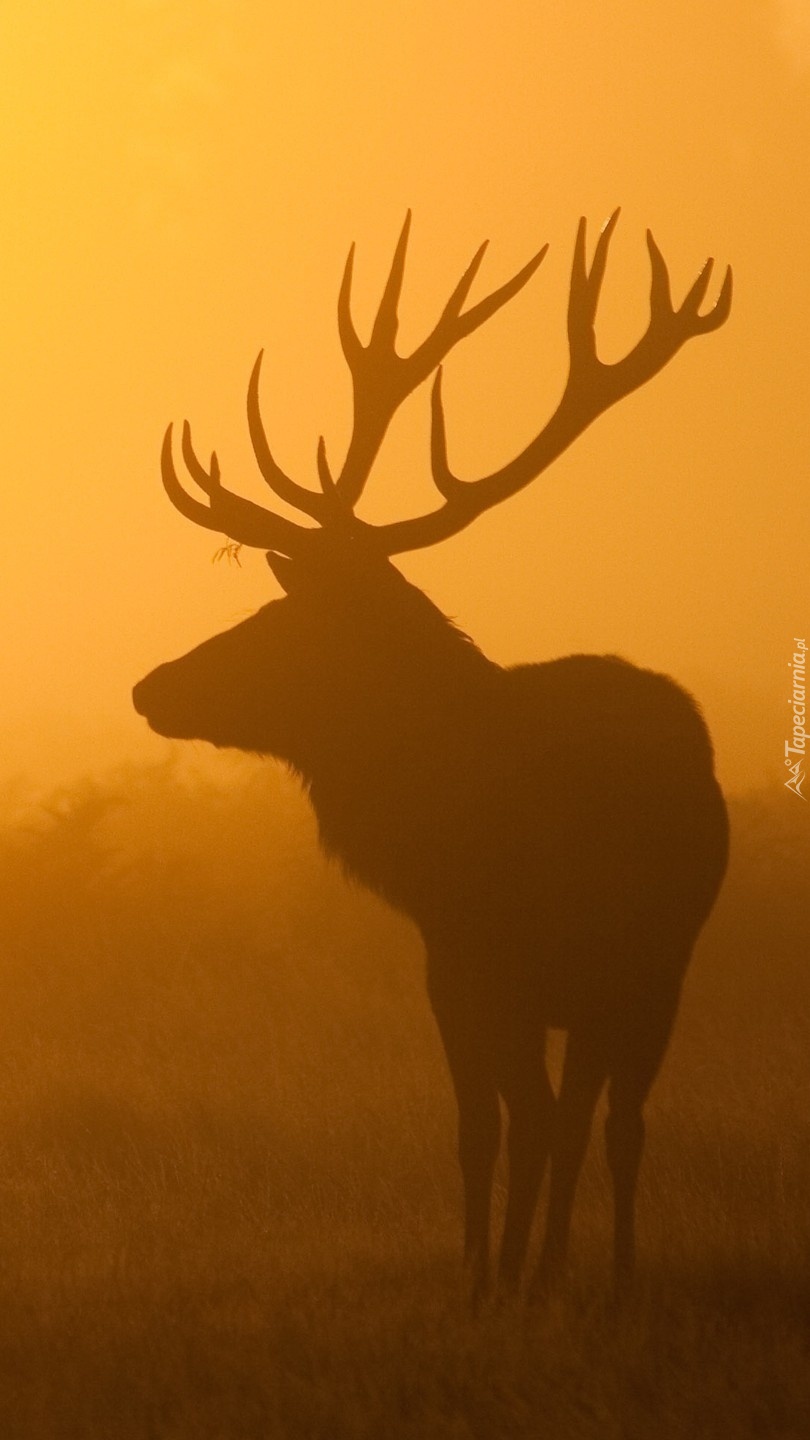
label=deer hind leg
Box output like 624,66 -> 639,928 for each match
497,1045 -> 555,1291
529,1027 -> 608,1297
605,986 -> 680,1291
604,1079 -> 645,1288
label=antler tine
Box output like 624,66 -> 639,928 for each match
567,209 -> 621,357
709,265 -> 733,327
180,420 -> 221,495
645,230 -> 674,321
414,240 -> 549,378
431,241 -> 490,331
333,215 -> 549,510
334,213 -> 413,378
684,259 -> 733,332
161,425 -> 218,528
337,243 -> 363,370
160,422 -> 312,556
370,210 -> 412,347
247,351 -> 335,523
366,213 -> 732,556
332,212 -> 417,508
679,256 -> 715,316
584,208 -> 622,302
429,367 -> 477,507
316,436 -> 338,497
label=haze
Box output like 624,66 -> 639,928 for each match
1,0 -> 807,795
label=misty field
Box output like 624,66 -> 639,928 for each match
0,758 -> 807,1438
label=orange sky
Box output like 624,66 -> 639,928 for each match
1,1 -> 808,796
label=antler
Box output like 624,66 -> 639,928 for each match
326,210 -> 548,507
160,211 -> 731,559
371,209 -> 732,553
160,214 -> 547,555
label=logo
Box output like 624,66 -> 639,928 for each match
784,637 -> 807,800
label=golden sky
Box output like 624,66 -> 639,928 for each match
1,0 -> 808,795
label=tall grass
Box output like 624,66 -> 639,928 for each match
0,757 -> 807,1437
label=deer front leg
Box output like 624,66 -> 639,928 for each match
429,979 -> 500,1306
497,1038 -> 554,1290
457,1082 -> 500,1304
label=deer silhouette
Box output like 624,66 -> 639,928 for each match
133,211 -> 731,1300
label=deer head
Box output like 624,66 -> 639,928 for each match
136,212 -> 730,756
159,209 -> 731,575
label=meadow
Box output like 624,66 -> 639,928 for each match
0,758 -> 807,1438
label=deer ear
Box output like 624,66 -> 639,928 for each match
265,550 -> 299,594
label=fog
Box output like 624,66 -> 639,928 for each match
0,759 -> 807,1432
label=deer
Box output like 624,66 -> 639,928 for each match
133,210 -> 732,1301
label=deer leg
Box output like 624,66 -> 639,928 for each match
604,1082 -> 645,1288
605,988 -> 680,1292
497,1052 -> 554,1290
429,990 -> 500,1305
530,1028 -> 607,1296
456,1083 -> 500,1303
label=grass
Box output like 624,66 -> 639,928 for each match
0,764 -> 807,1437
